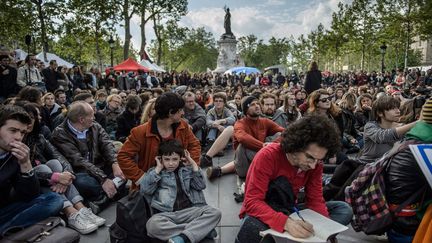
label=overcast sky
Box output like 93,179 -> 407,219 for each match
116,0 -> 352,50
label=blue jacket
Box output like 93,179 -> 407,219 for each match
140,166 -> 207,212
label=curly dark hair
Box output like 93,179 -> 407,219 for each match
154,92 -> 185,119
280,114 -> 341,157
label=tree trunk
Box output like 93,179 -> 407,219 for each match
36,0 -> 48,61
404,2 -> 411,69
123,0 -> 131,60
139,5 -> 147,59
95,21 -> 103,70
404,25 -> 410,69
153,15 -> 162,65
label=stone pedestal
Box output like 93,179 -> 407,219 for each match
213,34 -> 244,73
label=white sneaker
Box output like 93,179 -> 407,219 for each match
68,212 -> 98,234
79,207 -> 106,227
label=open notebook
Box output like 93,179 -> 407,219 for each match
260,209 -> 348,243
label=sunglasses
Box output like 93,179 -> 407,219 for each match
318,97 -> 332,102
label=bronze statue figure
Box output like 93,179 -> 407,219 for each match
224,7 -> 232,35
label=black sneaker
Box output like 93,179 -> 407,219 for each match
206,166 -> 221,180
200,154 -> 213,168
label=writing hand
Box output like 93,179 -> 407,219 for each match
284,217 -> 314,238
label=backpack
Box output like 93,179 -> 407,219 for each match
345,140 -> 423,235
109,190 -> 154,243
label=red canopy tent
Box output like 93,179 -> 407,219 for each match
113,57 -> 149,72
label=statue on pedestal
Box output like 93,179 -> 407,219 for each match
214,5 -> 243,73
224,7 -> 232,36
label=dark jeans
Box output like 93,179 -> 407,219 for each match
387,229 -> 414,243
74,169 -> 127,202
0,192 -> 63,234
236,201 -> 353,243
74,172 -> 105,201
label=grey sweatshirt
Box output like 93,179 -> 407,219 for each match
358,121 -> 401,163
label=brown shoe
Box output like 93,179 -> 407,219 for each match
206,166 -> 222,180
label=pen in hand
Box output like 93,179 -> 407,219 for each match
292,206 -> 315,236
293,206 -> 306,222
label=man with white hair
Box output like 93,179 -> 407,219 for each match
51,101 -> 125,213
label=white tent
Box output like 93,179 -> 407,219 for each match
139,59 -> 165,72
14,49 -> 28,61
36,52 -> 74,68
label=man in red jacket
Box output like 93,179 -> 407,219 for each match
206,96 -> 284,180
236,115 -> 353,243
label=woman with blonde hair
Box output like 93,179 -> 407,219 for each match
140,98 -> 156,124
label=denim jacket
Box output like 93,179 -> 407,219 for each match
140,166 -> 207,212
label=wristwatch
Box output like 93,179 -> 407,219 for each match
20,168 -> 35,178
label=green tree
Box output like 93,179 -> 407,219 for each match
68,0 -> 119,69
149,22 -> 217,72
137,0 -> 187,59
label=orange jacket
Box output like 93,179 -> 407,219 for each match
117,118 -> 201,189
413,204 -> 432,243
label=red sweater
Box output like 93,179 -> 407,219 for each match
239,143 -> 329,232
233,117 -> 284,151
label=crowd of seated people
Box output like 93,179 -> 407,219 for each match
1,53 -> 432,243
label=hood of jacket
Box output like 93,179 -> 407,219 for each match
406,121 -> 432,142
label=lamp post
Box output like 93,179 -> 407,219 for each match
380,43 -> 387,74
108,36 -> 115,67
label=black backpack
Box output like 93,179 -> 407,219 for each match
109,190 -> 154,243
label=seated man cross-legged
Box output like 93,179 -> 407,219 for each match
0,105 -> 63,235
236,115 -> 353,243
51,101 -> 126,214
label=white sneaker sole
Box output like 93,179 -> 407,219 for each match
69,223 -> 98,234
92,218 -> 106,227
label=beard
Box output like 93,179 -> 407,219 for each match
264,109 -> 274,116
248,112 -> 260,118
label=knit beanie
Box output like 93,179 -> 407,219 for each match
242,96 -> 258,114
421,98 -> 432,124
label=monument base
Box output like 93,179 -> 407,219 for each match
214,35 -> 242,73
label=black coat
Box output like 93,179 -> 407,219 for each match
304,70 -> 322,95
0,154 -> 40,208
0,65 -> 19,97
116,109 -> 141,143
385,141 -> 432,235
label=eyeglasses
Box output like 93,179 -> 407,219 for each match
318,97 -> 332,103
214,100 -> 224,103
304,152 -> 324,164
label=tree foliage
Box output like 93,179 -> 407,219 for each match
149,21 -> 217,72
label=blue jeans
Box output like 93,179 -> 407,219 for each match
74,172 -> 105,201
387,229 -> 414,243
294,201 -> 352,226
0,192 -> 63,234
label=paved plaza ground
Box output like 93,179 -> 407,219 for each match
81,149 -> 388,243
